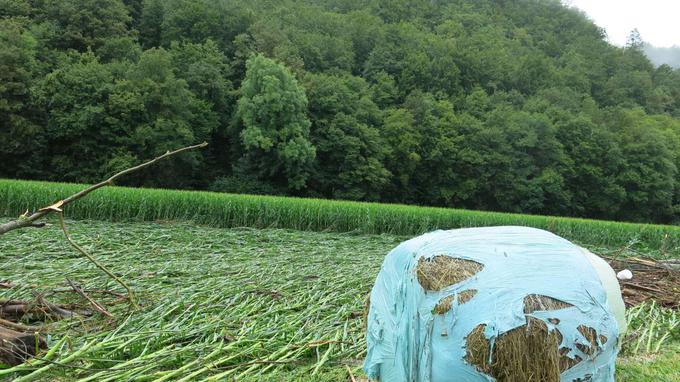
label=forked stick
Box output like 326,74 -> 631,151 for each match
0,142 -> 208,236
0,142 -> 207,308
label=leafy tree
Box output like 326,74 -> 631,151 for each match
169,39 -> 234,177
96,36 -> 142,63
169,40 -> 232,116
233,54 -> 315,191
35,0 -> 132,51
626,28 -> 643,50
4,0 -> 680,223
0,18 -> 42,178
403,92 -> 467,206
0,0 -> 31,17
138,0 -> 164,48
33,48 -> 216,187
364,23 -> 461,97
118,47 -> 218,187
368,70 -> 398,107
605,108 -> 678,222
381,107 -> 419,194
33,52 -> 119,181
158,0 -> 252,50
304,72 -> 390,200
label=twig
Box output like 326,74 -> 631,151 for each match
345,365 -> 357,382
48,288 -> 126,299
58,213 -> 137,309
0,142 -> 208,236
621,282 -> 664,294
659,259 -> 680,271
34,293 -> 81,319
0,318 -> 41,332
66,278 -> 113,318
607,239 -> 638,264
0,280 -> 13,289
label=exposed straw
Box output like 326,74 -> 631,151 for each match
464,296 -> 606,381
432,290 -> 477,315
416,256 -> 483,291
523,294 -> 573,314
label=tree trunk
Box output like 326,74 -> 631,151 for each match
0,326 -> 47,366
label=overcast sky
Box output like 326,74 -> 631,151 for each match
564,0 -> 680,48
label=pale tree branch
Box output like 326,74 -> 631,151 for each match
0,142 -> 207,309
57,212 -> 138,308
66,278 -> 113,318
0,142 -> 207,236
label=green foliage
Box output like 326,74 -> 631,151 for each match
623,302 -> 679,356
4,0 -> 680,223
29,48 -> 216,187
4,178 -> 680,253
209,175 -> 281,196
138,0 -> 163,48
0,17 -> 42,177
234,54 -> 315,191
0,0 -> 32,17
34,0 -> 132,51
304,72 -> 389,200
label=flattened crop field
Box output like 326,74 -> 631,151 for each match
1,181 -> 678,381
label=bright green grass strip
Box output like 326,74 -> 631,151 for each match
617,347 -> 680,382
2,178 -> 680,253
0,220 -> 676,380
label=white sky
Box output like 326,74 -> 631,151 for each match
564,0 -> 680,47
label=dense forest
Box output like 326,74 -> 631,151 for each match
3,0 -> 680,224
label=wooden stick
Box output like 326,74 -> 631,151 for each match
34,293 -> 79,319
48,288 -> 126,298
0,281 -> 14,289
345,365 -> 357,382
66,278 -> 113,318
0,326 -> 47,366
622,282 -> 664,294
58,213 -> 137,308
0,318 -> 41,332
0,142 -> 208,236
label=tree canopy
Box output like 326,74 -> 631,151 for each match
2,0 -> 680,224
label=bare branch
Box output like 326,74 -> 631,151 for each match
66,278 -> 113,318
58,213 -> 137,308
0,317 -> 41,332
34,293 -> 81,319
0,142 -> 208,236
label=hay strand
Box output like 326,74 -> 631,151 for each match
416,256 -> 483,291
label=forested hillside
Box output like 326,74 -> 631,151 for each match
3,0 -> 680,223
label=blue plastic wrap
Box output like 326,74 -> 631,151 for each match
364,226 -> 621,382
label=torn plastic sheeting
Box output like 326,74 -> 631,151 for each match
364,226 -> 622,382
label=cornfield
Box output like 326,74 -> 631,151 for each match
2,179 -> 679,254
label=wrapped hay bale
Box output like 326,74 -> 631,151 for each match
364,226 -> 626,382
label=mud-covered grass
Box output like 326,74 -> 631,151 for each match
0,220 -> 677,381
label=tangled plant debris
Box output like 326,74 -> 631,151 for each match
605,256 -> 680,308
0,143 -> 207,366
